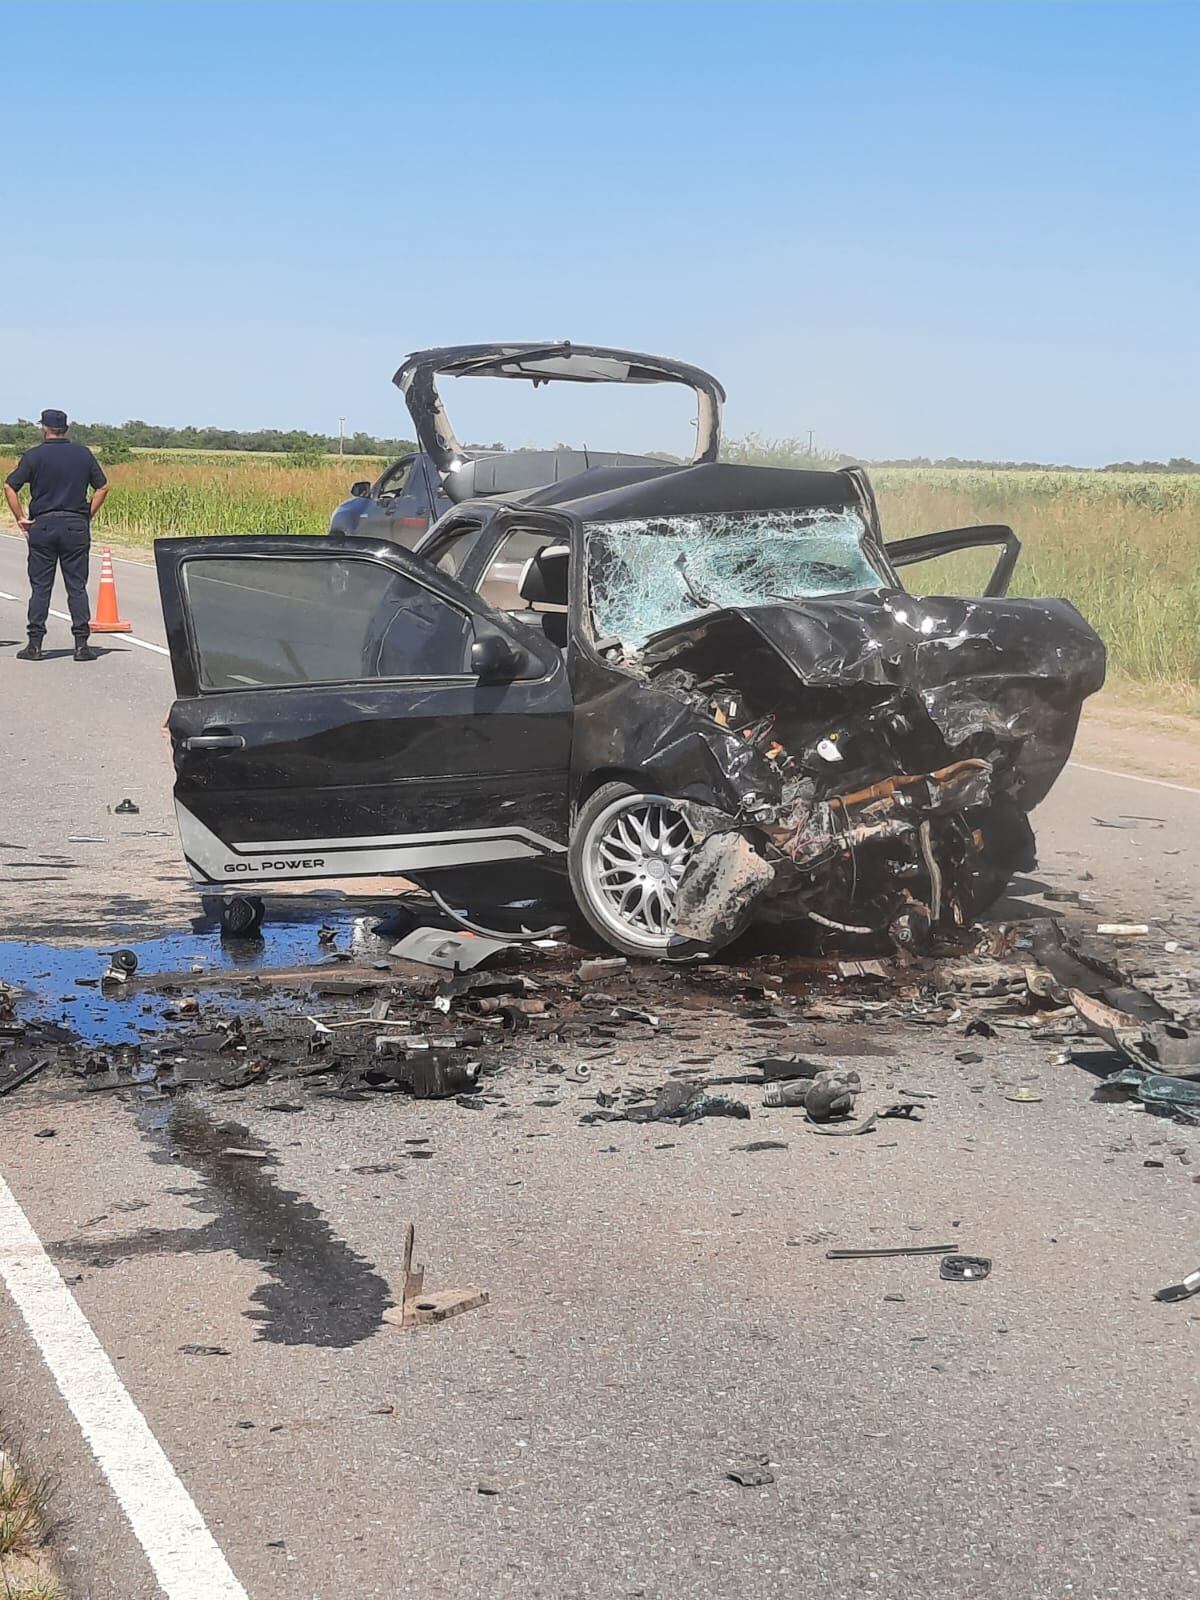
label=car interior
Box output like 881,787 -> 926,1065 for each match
476,528 -> 570,649
515,544 -> 570,648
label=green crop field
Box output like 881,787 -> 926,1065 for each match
4,453 -> 1197,700
872,468 -> 1200,697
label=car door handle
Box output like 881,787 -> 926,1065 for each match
184,733 -> 245,751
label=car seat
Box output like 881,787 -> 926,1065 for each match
517,544 -> 570,648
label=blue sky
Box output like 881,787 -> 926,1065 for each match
2,0 -> 1196,463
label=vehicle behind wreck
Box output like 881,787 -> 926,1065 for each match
155,342 -> 1106,958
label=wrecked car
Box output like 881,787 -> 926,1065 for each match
155,341 -> 1105,956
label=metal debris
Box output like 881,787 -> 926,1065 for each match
1153,1269 -> 1200,1304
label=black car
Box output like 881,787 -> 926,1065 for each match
157,342 -> 1105,956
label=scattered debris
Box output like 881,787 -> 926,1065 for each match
826,1244 -> 955,1260
113,798 -> 140,815
1005,1088 -> 1043,1103
583,1081 -> 750,1124
382,1224 -> 489,1330
0,1057 -> 50,1097
576,957 -> 628,983
1153,1269 -> 1200,1304
940,1254 -> 991,1282
389,929 -> 511,972
726,1458 -> 775,1488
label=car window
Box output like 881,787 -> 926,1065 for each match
478,528 -> 563,614
430,521 -> 488,580
585,507 -> 881,649
377,458 -> 414,499
183,555 -> 473,690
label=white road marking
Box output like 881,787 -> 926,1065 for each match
0,592 -> 170,655
0,1168 -> 249,1599
1068,760 -> 1200,798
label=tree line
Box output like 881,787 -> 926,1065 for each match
0,418 -> 419,458
1,417 -> 1195,474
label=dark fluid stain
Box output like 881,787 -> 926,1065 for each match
54,1101 -> 393,1349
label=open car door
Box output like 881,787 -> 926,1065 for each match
154,535 -> 572,904
885,524 -> 1021,598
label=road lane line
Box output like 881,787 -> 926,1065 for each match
0,1169 -> 249,1599
1068,760 -> 1200,798
44,604 -> 171,656
0,592 -> 170,655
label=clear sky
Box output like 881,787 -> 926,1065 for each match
2,0 -> 1196,463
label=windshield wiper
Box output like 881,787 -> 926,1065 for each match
674,551 -> 716,610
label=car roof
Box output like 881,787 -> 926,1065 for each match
504,459 -> 867,521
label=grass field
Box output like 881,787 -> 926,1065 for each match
872,469 -> 1200,698
3,452 -> 1197,699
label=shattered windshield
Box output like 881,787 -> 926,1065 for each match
585,506 -> 882,649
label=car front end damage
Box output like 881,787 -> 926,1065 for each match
585,589 -> 1107,955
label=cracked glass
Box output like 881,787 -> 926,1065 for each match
585,507 -> 881,649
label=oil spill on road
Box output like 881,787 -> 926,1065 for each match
53,1099 -> 393,1348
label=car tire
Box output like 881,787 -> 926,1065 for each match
568,782 -> 694,960
219,895 -> 264,939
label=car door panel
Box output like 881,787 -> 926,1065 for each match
155,536 -> 572,890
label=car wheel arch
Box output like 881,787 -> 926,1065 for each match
571,767 -> 652,821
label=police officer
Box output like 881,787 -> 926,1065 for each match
4,408 -> 109,661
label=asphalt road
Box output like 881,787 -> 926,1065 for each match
0,529 -> 1198,1600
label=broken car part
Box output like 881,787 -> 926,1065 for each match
389,929 -> 512,972
826,1245 -> 956,1260
939,1254 -> 992,1282
394,342 -> 726,498
382,1224 -> 489,1329
1153,1269 -> 1200,1304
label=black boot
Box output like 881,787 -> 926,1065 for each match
74,641 -> 97,662
16,639 -> 43,661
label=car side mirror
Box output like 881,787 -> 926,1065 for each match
350,480 -> 372,497
470,631 -> 522,684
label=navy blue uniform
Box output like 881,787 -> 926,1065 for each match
5,439 -> 107,642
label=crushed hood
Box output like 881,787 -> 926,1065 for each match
638,590 -> 1107,806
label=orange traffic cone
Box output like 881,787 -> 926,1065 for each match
91,547 -> 132,634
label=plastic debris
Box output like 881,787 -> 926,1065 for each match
940,1254 -> 992,1282
575,957 -> 628,983
725,1458 -> 775,1488
389,929 -> 511,972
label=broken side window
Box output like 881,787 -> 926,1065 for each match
584,507 -> 881,650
